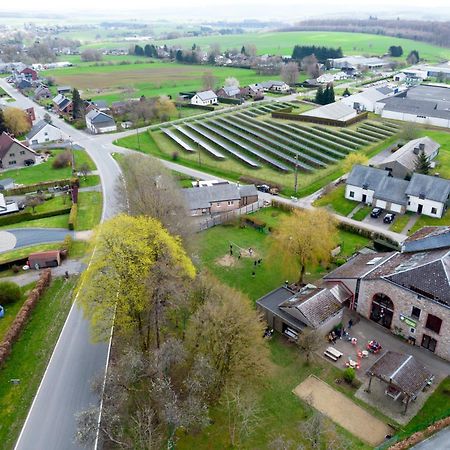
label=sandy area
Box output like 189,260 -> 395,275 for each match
293,375 -> 393,446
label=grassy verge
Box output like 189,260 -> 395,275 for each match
79,175 -> 101,188
389,214 -> 411,233
352,205 -> 371,221
73,149 -> 97,171
0,214 -> 69,231
76,192 -> 102,231
0,277 -> 78,449
313,185 -> 358,216
410,209 -> 450,234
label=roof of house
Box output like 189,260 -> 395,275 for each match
26,120 -> 58,140
405,173 -> 450,203
374,176 -> 410,205
86,110 -> 115,126
368,351 -> 433,397
193,90 -> 217,101
93,100 -> 108,109
0,178 -> 14,189
402,227 -> 450,252
53,94 -> 72,110
301,101 -> 357,121
347,164 -> 389,191
0,132 -> 36,160
346,85 -> 394,105
379,137 -> 440,171
238,184 -> 258,197
332,56 -> 388,66
17,79 -> 32,89
260,80 -> 288,89
220,86 -> 241,97
0,193 -> 6,209
29,250 -> 61,259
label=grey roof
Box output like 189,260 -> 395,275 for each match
402,227 -> 450,252
407,84 -> 450,103
380,137 -> 440,171
221,86 -> 241,97
58,86 -> 71,91
256,286 -> 308,332
26,120 -> 57,140
405,173 -> 450,203
238,184 -> 258,197
183,183 -> 251,210
194,90 -> 217,101
376,86 -> 394,96
368,351 -> 433,397
374,177 -> 410,205
18,79 -> 31,89
301,101 -> 356,120
93,100 -> 108,109
86,110 -> 115,125
0,178 -> 14,189
347,164 -> 388,190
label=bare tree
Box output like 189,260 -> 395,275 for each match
26,194 -> 44,213
224,77 -> 240,88
201,71 -> 217,91
81,49 -> 103,62
301,54 -> 321,79
296,329 -> 322,364
281,62 -> 299,86
79,162 -> 91,178
245,43 -> 257,57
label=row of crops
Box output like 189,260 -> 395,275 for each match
160,104 -> 400,173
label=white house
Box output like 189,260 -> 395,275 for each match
190,90 -> 218,106
345,165 -> 450,218
85,110 -> 117,134
26,120 -> 68,147
0,193 -> 19,216
259,80 -> 290,92
317,73 -> 335,84
341,85 -> 397,112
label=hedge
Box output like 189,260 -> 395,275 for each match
0,207 -> 71,227
68,204 -> 77,230
3,178 -> 78,196
0,270 -> 52,368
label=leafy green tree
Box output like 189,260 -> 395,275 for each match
0,281 -> 21,304
72,88 -> 83,119
323,83 -> 335,104
415,149 -> 431,175
343,87 -> 351,97
315,85 -> 324,104
389,45 -> 403,57
407,50 -> 420,65
134,44 -> 144,56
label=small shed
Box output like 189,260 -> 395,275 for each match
28,250 -> 61,269
366,351 -> 433,413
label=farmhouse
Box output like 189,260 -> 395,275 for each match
256,283 -> 351,340
375,85 -> 450,129
216,86 -> 241,99
26,120 -> 68,146
20,67 -> 38,81
324,246 -> 450,361
341,85 -> 396,112
0,132 -> 37,169
259,80 -> 290,92
34,84 -> 51,100
0,193 -> 19,216
376,137 -> 440,179
190,90 -> 218,106
246,83 -> 265,98
86,100 -> 110,113
345,165 -> 450,217
17,79 -> 32,91
57,86 -> 72,95
85,110 -> 117,134
52,94 -> 73,116
183,182 -> 258,216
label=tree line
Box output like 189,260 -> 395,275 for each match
292,45 -> 343,62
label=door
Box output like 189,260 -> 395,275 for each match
362,194 -> 367,203
421,334 -> 437,352
417,204 -> 423,214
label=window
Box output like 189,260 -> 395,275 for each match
411,307 -> 421,320
421,334 -> 437,352
8,160 -> 16,165
20,150 -> 25,155
349,191 -> 355,198
44,132 -> 48,136
425,314 -> 442,334
216,203 -> 220,207
227,201 -> 233,205
431,207 -> 437,215
9,153 -> 15,157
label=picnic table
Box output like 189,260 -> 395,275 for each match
324,346 -> 343,361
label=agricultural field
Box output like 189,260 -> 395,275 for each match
42,61 -> 280,104
78,31 -> 450,62
117,102 -> 400,196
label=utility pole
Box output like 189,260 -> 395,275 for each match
294,153 -> 299,194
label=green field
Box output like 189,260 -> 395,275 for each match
42,61 -> 278,104
76,191 -> 102,230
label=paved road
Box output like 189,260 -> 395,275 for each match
6,228 -> 74,249
410,426 -> 450,449
1,80 -> 117,450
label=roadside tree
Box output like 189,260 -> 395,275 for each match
3,107 -> 31,136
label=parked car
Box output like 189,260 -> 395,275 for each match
256,184 -> 270,193
383,213 -> 396,224
370,207 -> 383,218
24,159 -> 35,166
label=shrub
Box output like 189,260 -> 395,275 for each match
172,151 -> 179,161
244,217 -> 266,230
343,367 -> 356,384
60,234 -> 73,254
68,204 -> 78,230
0,281 -> 21,305
11,265 -> 20,273
52,150 -> 72,169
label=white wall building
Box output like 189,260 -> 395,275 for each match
85,110 -> 117,134
190,90 -> 218,106
341,85 -> 397,112
26,120 -> 68,146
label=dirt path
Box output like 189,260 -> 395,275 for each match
293,375 -> 393,446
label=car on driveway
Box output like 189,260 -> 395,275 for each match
256,184 -> 270,193
370,208 -> 383,218
383,213 -> 396,224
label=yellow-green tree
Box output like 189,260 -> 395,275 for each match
4,107 -> 31,136
271,209 -> 338,284
78,214 -> 195,350
342,152 -> 368,174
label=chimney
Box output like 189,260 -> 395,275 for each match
419,143 -> 425,151
413,147 -> 420,155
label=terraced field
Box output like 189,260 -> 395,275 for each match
160,105 -> 400,174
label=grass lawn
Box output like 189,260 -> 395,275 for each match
42,61 -> 279,104
409,208 -> 450,235
115,128 -> 397,198
76,192 -> 102,230
178,335 -> 371,450
73,149 -> 97,172
416,129 -> 450,179
0,277 -> 78,449
197,207 -> 370,301
0,158 -> 72,185
314,185 -> 358,216
0,214 -> 69,231
33,195 -> 72,213
389,213 -> 411,233
79,175 -> 101,188
351,205 -> 372,221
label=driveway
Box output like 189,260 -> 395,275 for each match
4,228 -> 74,251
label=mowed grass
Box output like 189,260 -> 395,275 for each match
314,185 -> 358,216
76,192 -> 102,230
410,208 -> 450,234
0,214 -> 69,231
0,277 -> 77,449
42,61 -> 278,104
389,213 -> 411,233
352,205 -> 371,221
73,149 -> 97,172
115,126 -> 397,198
418,129 -> 450,179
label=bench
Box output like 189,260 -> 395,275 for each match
324,351 -> 338,361
326,346 -> 343,358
